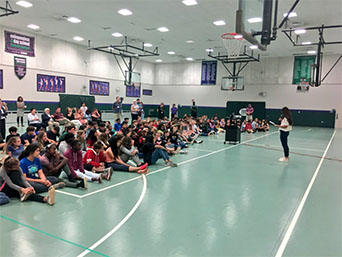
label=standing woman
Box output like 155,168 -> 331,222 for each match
275,107 -> 293,162
0,98 -> 8,139
17,96 -> 26,127
130,100 -> 140,123
157,103 -> 165,120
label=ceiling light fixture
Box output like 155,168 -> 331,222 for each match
157,27 -> 169,32
27,24 -> 40,30
118,9 -> 132,16
16,1 -> 32,8
234,34 -> 243,39
182,0 -> 198,6
249,45 -> 258,49
302,41 -> 312,45
205,49 -> 213,52
307,50 -> 316,54
144,43 -> 153,47
294,29 -> 306,35
112,32 -> 123,37
73,36 -> 84,41
186,57 -> 193,61
168,51 -> 175,55
67,17 -> 82,23
155,59 -> 162,62
283,12 -> 297,18
213,20 -> 225,26
247,17 -> 262,23
186,40 -> 194,43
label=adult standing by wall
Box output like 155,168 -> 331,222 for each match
191,99 -> 198,118
157,103 -> 165,120
0,98 -> 8,139
246,104 -> 254,122
130,100 -> 140,122
274,107 -> 293,162
112,96 -> 123,122
16,96 -> 26,127
171,104 -> 178,120
137,99 -> 144,120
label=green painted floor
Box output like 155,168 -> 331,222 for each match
1,127 -> 341,257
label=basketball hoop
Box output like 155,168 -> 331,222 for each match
221,32 -> 244,58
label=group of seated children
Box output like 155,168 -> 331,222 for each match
241,118 -> 270,133
0,107 -> 271,206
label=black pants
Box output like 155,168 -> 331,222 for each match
131,114 -> 138,122
17,117 -> 24,126
30,122 -> 45,131
280,130 -> 290,158
0,119 -> 5,139
1,170 -> 44,202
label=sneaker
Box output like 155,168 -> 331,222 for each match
165,161 -> 177,167
98,176 -> 102,183
47,186 -> 56,205
169,161 -> 178,167
179,150 -> 188,154
53,182 -> 66,189
83,177 -> 88,189
20,191 -> 33,202
140,163 -> 148,170
195,140 -> 203,144
77,177 -> 88,189
105,167 -> 113,181
278,157 -> 288,162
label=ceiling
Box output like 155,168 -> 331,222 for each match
0,0 -> 341,63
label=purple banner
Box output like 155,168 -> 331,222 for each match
5,31 -> 35,57
201,61 -> 217,85
14,56 -> 26,80
142,89 -> 152,96
90,80 -> 109,96
0,69 -> 3,89
126,85 -> 141,98
37,74 -> 65,93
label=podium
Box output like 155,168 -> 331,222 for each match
224,125 -> 241,144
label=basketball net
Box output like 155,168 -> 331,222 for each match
221,32 -> 244,58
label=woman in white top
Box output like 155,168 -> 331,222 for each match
28,108 -> 45,130
16,96 -> 26,127
130,100 -> 140,123
274,107 -> 293,162
80,102 -> 88,116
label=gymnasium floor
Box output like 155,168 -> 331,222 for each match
0,120 -> 341,256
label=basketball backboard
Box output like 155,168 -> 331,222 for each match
221,76 -> 244,91
236,0 -> 273,50
125,71 -> 141,87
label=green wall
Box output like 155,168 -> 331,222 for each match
178,106 -> 226,118
266,109 -> 336,128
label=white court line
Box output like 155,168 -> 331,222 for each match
55,190 -> 82,198
275,130 -> 336,257
190,148 -> 214,152
77,174 -> 147,257
60,131 -> 277,199
246,143 -> 324,152
79,176 -> 142,198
